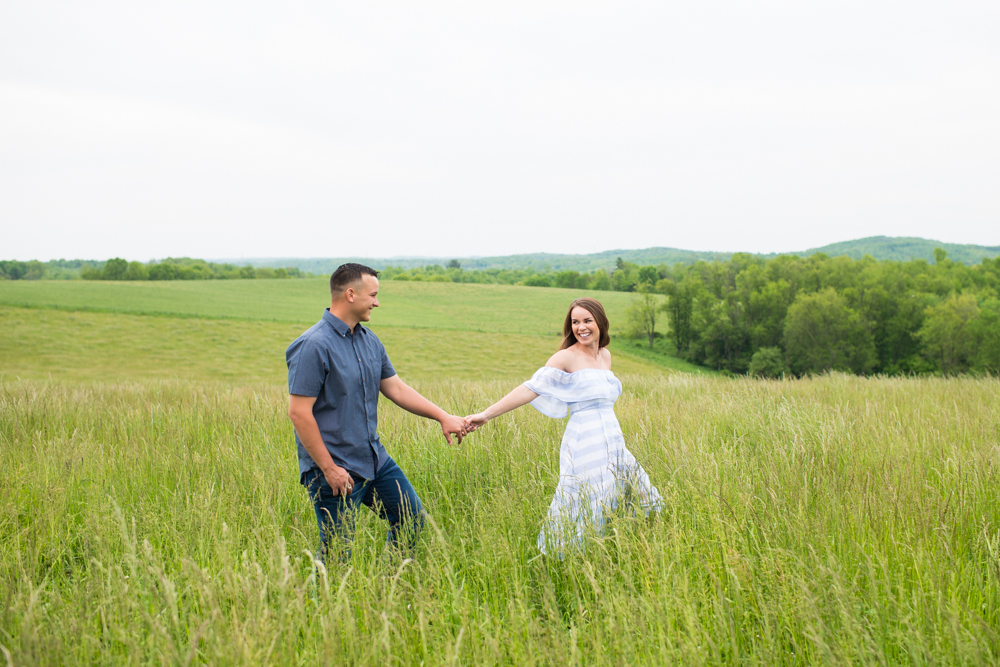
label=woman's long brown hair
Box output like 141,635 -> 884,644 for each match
559,298 -> 611,350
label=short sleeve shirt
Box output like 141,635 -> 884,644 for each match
286,310 -> 396,481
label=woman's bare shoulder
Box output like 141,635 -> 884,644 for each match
602,347 -> 612,367
544,348 -> 575,372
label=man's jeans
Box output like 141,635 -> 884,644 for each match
302,455 -> 424,559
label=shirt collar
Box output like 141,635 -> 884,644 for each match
323,309 -> 367,337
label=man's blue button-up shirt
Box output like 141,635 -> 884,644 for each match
286,310 -> 396,481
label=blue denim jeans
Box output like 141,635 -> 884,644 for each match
302,455 -> 424,559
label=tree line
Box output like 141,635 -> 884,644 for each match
380,254 -> 1000,376
0,258 -> 313,281
80,257 -> 313,281
0,260 -> 48,281
381,257 -> 691,291
5,251 -> 998,376
381,260 -> 620,288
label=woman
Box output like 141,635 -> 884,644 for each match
465,298 -> 661,554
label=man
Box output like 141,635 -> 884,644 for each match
287,263 -> 467,557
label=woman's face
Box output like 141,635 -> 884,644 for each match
570,306 -> 600,345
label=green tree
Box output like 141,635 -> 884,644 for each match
0,261 -> 20,280
970,299 -> 1000,373
447,259 -> 461,269
590,270 -> 611,291
624,284 -> 660,348
784,288 -> 876,375
102,258 -> 128,280
612,269 -> 634,292
695,297 -> 751,373
0,260 -> 45,280
637,265 -> 658,284
661,281 -> 694,353
522,274 -> 552,287
148,263 -> 179,280
23,260 -> 45,280
124,261 -> 148,281
917,293 -> 980,375
553,271 -> 579,289
745,278 -> 794,350
748,346 -> 787,378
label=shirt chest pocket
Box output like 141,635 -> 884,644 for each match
361,348 -> 382,382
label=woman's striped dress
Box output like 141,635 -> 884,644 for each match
524,367 -> 662,554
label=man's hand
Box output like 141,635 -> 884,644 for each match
381,376 -> 472,444
322,464 -> 354,497
439,413 -> 468,445
289,395 -> 356,497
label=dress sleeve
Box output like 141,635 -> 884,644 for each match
523,367 -> 570,418
522,367 -> 616,419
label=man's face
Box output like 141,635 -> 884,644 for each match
348,274 -> 380,322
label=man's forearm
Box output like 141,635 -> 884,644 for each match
290,411 -> 337,472
389,383 -> 448,421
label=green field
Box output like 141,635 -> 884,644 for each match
2,280 -> 999,665
0,278 -> 646,335
0,307 -> 664,383
0,278 -> 705,378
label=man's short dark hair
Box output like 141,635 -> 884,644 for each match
330,263 -> 379,293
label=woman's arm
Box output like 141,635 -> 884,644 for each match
465,384 -> 538,430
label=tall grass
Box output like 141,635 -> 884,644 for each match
2,374 -> 998,664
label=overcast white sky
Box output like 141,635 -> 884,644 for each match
2,1 -> 998,262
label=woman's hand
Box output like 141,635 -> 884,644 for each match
464,412 -> 489,432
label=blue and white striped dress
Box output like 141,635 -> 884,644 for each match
524,367 -> 662,553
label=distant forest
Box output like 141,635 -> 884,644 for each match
0,257 -> 312,282
635,250 -> 1000,378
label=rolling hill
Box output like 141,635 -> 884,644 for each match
227,235 -> 999,273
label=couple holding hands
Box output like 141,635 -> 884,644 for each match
287,263 -> 661,558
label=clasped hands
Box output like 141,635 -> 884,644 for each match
438,411 -> 489,444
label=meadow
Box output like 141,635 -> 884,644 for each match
0,306 -> 666,384
1,280 -> 999,665
0,278 -> 644,335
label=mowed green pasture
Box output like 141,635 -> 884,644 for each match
0,279 -> 708,376
0,278 -> 645,335
0,307 -> 664,383
2,375 -> 999,664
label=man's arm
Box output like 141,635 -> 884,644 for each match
288,394 -> 354,496
379,375 -> 467,444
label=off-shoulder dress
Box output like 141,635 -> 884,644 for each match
523,367 -> 662,553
